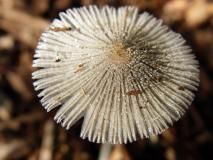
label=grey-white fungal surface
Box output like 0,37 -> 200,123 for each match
32,5 -> 199,144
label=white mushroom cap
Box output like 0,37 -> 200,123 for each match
32,5 -> 199,144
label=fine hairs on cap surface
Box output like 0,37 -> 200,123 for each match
32,5 -> 199,144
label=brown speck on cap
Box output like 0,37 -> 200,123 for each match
178,86 -> 185,91
78,64 -> 84,67
74,64 -> 84,73
55,58 -> 61,62
81,88 -> 86,95
126,90 -> 142,96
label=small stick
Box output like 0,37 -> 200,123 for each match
49,27 -> 71,32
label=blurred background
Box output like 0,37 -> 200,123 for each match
0,0 -> 212,159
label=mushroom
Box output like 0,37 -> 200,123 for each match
32,5 -> 199,144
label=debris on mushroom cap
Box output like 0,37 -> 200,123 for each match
49,26 -> 72,32
32,5 -> 199,144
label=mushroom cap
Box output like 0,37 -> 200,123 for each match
32,5 -> 199,144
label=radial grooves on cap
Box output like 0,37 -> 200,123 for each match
32,5 -> 199,144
